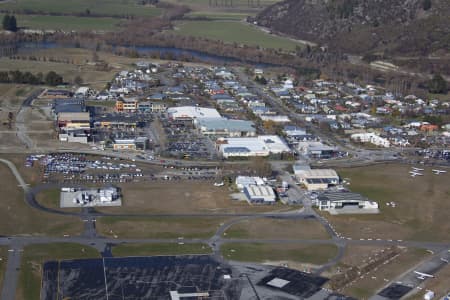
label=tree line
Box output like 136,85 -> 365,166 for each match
2,14 -> 17,32
0,70 -> 64,86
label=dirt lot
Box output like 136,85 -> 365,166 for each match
325,245 -> 430,299
224,218 -> 330,240
324,164 -> 450,242
97,216 -> 228,239
0,162 -> 83,236
98,181 -> 291,214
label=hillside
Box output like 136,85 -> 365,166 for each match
255,0 -> 450,57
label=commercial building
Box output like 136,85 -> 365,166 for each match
197,118 -> 256,137
315,191 -> 379,214
138,101 -> 167,113
297,141 -> 339,159
167,106 -> 221,123
218,135 -> 291,158
116,99 -> 138,112
113,137 -> 149,151
57,112 -> 91,129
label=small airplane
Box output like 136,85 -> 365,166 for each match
213,182 -> 224,187
412,167 -> 424,172
410,171 -> 424,177
414,271 -> 434,280
440,257 -> 449,263
432,169 -> 447,175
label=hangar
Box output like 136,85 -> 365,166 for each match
315,191 -> 379,214
294,164 -> 339,190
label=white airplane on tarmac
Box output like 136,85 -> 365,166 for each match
432,169 -> 447,175
414,271 -> 434,280
412,167 -> 424,172
410,171 -> 423,177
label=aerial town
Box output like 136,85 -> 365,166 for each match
0,0 -> 449,299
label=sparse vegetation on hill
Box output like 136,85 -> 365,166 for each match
255,0 -> 450,58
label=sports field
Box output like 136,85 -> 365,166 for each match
17,14 -> 122,31
0,0 -> 162,17
328,164 -> 450,242
172,20 -> 302,51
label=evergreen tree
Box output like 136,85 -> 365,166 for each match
9,15 -> 17,32
2,14 -> 10,30
428,74 -> 448,94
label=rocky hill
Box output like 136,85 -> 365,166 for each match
255,0 -> 450,57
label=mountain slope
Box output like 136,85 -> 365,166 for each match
255,0 -> 450,57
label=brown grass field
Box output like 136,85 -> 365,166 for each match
112,243 -> 212,257
324,164 -> 450,242
220,243 -> 338,267
224,218 -> 331,240
0,162 -> 83,236
98,181 -> 290,214
97,216 -> 228,239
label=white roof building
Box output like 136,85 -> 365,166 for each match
218,135 -> 291,158
167,106 -> 221,123
235,176 -> 265,191
351,132 -> 390,148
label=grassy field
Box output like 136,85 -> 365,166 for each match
340,248 -> 429,299
0,162 -> 83,236
17,243 -> 100,300
224,218 -> 331,240
325,164 -> 450,242
97,216 -> 227,239
112,243 -> 212,257
17,14 -> 122,31
172,20 -> 302,51
220,243 -> 338,266
98,181 -> 290,214
185,11 -> 250,20
0,0 -> 162,17
0,56 -> 116,89
164,0 -> 279,10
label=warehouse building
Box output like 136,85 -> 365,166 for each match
293,163 -> 339,190
243,185 -> 276,204
218,135 -> 291,158
197,118 -> 256,137
315,191 -> 379,214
